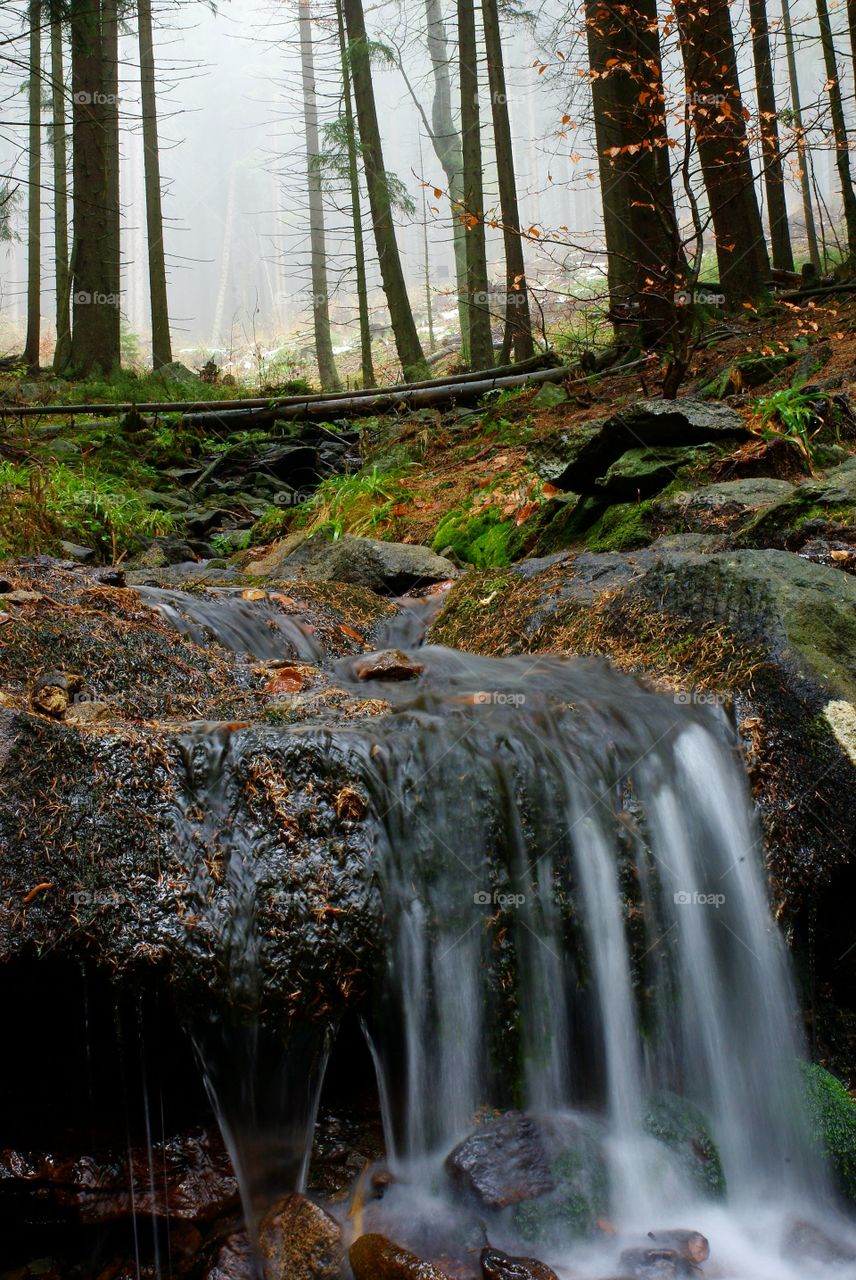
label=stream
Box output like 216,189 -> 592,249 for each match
7,583 -> 856,1279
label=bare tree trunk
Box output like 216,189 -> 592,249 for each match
50,9 -> 71,373
815,0 -> 856,266
481,0 -> 534,361
457,0 -> 494,368
343,0 -> 427,379
335,0 -> 374,388
584,0 -> 635,317
424,0 -> 469,361
101,0 -> 121,363
748,0 -> 793,270
675,0 -> 770,301
69,0 -> 120,374
299,0 -> 341,391
586,0 -> 686,343
24,0 -> 41,375
138,0 -> 172,368
781,0 -> 820,270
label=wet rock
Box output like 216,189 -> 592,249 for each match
58,540 -> 96,563
480,1247 -> 559,1280
645,1230 -> 709,1264
354,649 -> 425,681
0,1128 -> 238,1225
30,670 -> 84,718
742,457 -> 856,547
258,1193 -> 345,1280
349,1233 -> 451,1280
656,477 -> 795,531
205,1231 -> 256,1280
254,532 -> 459,595
131,536 -> 200,568
530,399 -> 746,493
94,567 -> 127,587
785,1217 -> 856,1266
446,1112 -> 554,1209
618,1246 -> 678,1278
799,537 -> 856,574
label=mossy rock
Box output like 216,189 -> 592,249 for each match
584,499 -> 657,552
432,505 -> 529,568
801,1062 -> 856,1203
511,1137 -> 609,1245
642,1091 -> 726,1197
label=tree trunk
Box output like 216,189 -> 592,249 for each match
781,0 -> 820,270
343,0 -> 427,379
101,0 -> 121,362
586,0 -> 686,342
457,0 -> 494,368
815,0 -> 856,266
138,0 -> 173,368
24,0 -> 41,375
424,0 -> 469,362
481,0 -> 534,361
748,0 -> 793,270
584,0 -> 635,315
50,9 -> 72,373
335,0 -> 374,388
675,0 -> 770,302
69,0 -> 120,374
299,0 -> 341,391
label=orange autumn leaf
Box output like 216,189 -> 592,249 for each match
339,624 -> 364,642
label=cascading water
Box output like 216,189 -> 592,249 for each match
147,587 -> 855,1277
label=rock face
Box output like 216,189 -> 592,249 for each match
446,1112 -> 554,1209
530,399 -> 746,492
250,532 -> 459,595
656,477 -> 795,530
258,1193 -> 346,1280
349,1233 -> 452,1280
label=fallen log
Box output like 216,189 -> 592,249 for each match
0,351 -> 557,421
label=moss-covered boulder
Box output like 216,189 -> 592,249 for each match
801,1063 -> 856,1203
642,1092 -> 726,1198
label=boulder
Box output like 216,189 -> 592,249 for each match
258,1193 -> 346,1280
741,457 -> 856,546
58,540 -> 96,563
480,1248 -> 560,1280
353,649 -> 425,681
446,1112 -> 554,1209
252,532 -> 459,596
204,1232 -> 255,1280
594,445 -> 712,500
530,399 -> 746,492
349,1233 -> 451,1280
656,477 -> 795,531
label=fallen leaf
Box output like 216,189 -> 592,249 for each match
339,624 -> 364,642
270,592 -> 300,608
265,667 -> 306,694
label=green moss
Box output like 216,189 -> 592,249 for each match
250,505 -> 294,546
643,1091 -> 726,1197
512,1142 -> 609,1245
802,1062 -> 856,1202
432,504 -> 527,568
585,499 -> 657,552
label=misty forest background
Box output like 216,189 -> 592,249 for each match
0,0 -> 855,390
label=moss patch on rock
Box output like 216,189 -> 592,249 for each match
802,1062 -> 856,1203
643,1091 -> 726,1197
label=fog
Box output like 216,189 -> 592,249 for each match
0,0 -> 849,370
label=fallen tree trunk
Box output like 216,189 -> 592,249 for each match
0,354 -> 557,421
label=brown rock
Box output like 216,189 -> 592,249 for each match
65,700 -> 112,725
445,1112 -> 554,1210
353,649 -> 425,682
618,1246 -> 678,1278
480,1247 -> 560,1280
30,670 -> 84,718
204,1231 -> 256,1280
350,1233 -> 451,1280
258,1192 -> 345,1280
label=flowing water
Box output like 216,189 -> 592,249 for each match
145,587 -> 856,1278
